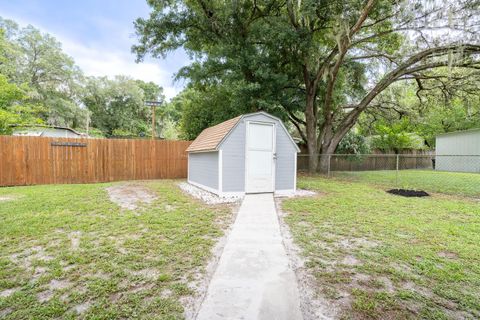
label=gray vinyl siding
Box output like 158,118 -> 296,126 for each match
13,128 -> 82,138
220,121 -> 246,192
274,121 -> 297,190
188,152 -> 219,190
436,130 -> 480,173
220,113 -> 297,192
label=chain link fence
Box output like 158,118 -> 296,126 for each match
297,154 -> 480,197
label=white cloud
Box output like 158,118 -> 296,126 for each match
59,37 -> 181,100
7,14 -> 184,100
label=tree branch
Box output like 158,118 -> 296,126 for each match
333,44 -> 480,143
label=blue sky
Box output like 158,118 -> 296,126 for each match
0,0 -> 190,99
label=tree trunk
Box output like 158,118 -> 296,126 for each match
305,92 -> 318,174
307,139 -> 318,174
318,154 -> 330,174
317,127 -> 344,174
317,142 -> 335,173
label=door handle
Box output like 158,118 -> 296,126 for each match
273,153 -> 277,159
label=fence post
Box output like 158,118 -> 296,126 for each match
327,154 -> 331,178
395,154 -> 399,187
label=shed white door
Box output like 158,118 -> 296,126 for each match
246,122 -> 275,193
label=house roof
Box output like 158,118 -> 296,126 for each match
186,116 -> 242,152
186,111 -> 300,152
436,128 -> 480,137
11,124 -> 85,136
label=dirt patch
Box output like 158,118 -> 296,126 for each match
107,184 -> 157,210
275,199 -> 338,320
128,283 -> 155,293
36,280 -> 71,302
165,204 -> 175,212
387,189 -> 430,197
341,255 -> 361,266
0,288 -> 19,298
161,288 -> 173,298
62,264 -> 76,273
0,195 -> 17,202
337,238 -> 378,250
10,246 -> 54,272
182,202 -> 240,319
37,290 -> 54,302
32,266 -> 48,281
377,276 -> 395,293
68,231 -> 82,250
438,251 -> 459,259
48,279 -> 72,290
73,302 -> 91,314
0,307 -> 13,317
401,281 -> 434,299
109,292 -> 122,303
128,268 -> 159,280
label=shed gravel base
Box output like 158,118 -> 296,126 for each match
178,182 -> 241,205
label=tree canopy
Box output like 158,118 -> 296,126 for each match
82,76 -> 170,138
134,0 -> 480,171
0,17 -> 174,139
0,17 -> 87,128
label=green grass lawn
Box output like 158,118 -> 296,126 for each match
333,170 -> 480,197
0,181 -> 231,319
282,176 -> 480,319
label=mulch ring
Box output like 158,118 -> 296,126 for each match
387,189 -> 430,197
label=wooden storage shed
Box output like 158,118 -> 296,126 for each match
187,111 -> 300,197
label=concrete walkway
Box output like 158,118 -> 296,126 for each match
196,194 -> 303,320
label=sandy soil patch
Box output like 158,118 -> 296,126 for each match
182,203 -> 240,319
35,279 -> 72,303
337,237 -> 378,250
68,231 -> 82,250
74,301 -> 91,314
48,279 -> 72,290
0,288 -> 19,298
32,266 -> 48,281
438,250 -> 459,259
107,184 -> 157,210
161,288 -> 173,298
37,290 -> 54,302
0,307 -> 13,317
10,246 -> 54,272
341,255 -> 361,266
0,195 -> 17,202
275,199 -> 337,320
128,268 -> 159,280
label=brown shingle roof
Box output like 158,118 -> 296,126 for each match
186,116 -> 242,152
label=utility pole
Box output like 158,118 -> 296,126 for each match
151,105 -> 155,140
145,100 -> 162,140
86,112 -> 90,137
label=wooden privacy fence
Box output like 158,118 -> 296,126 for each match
0,136 -> 191,187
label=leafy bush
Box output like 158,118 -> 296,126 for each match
370,124 -> 426,152
336,131 -> 371,155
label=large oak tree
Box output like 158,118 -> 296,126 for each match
134,0 -> 480,172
